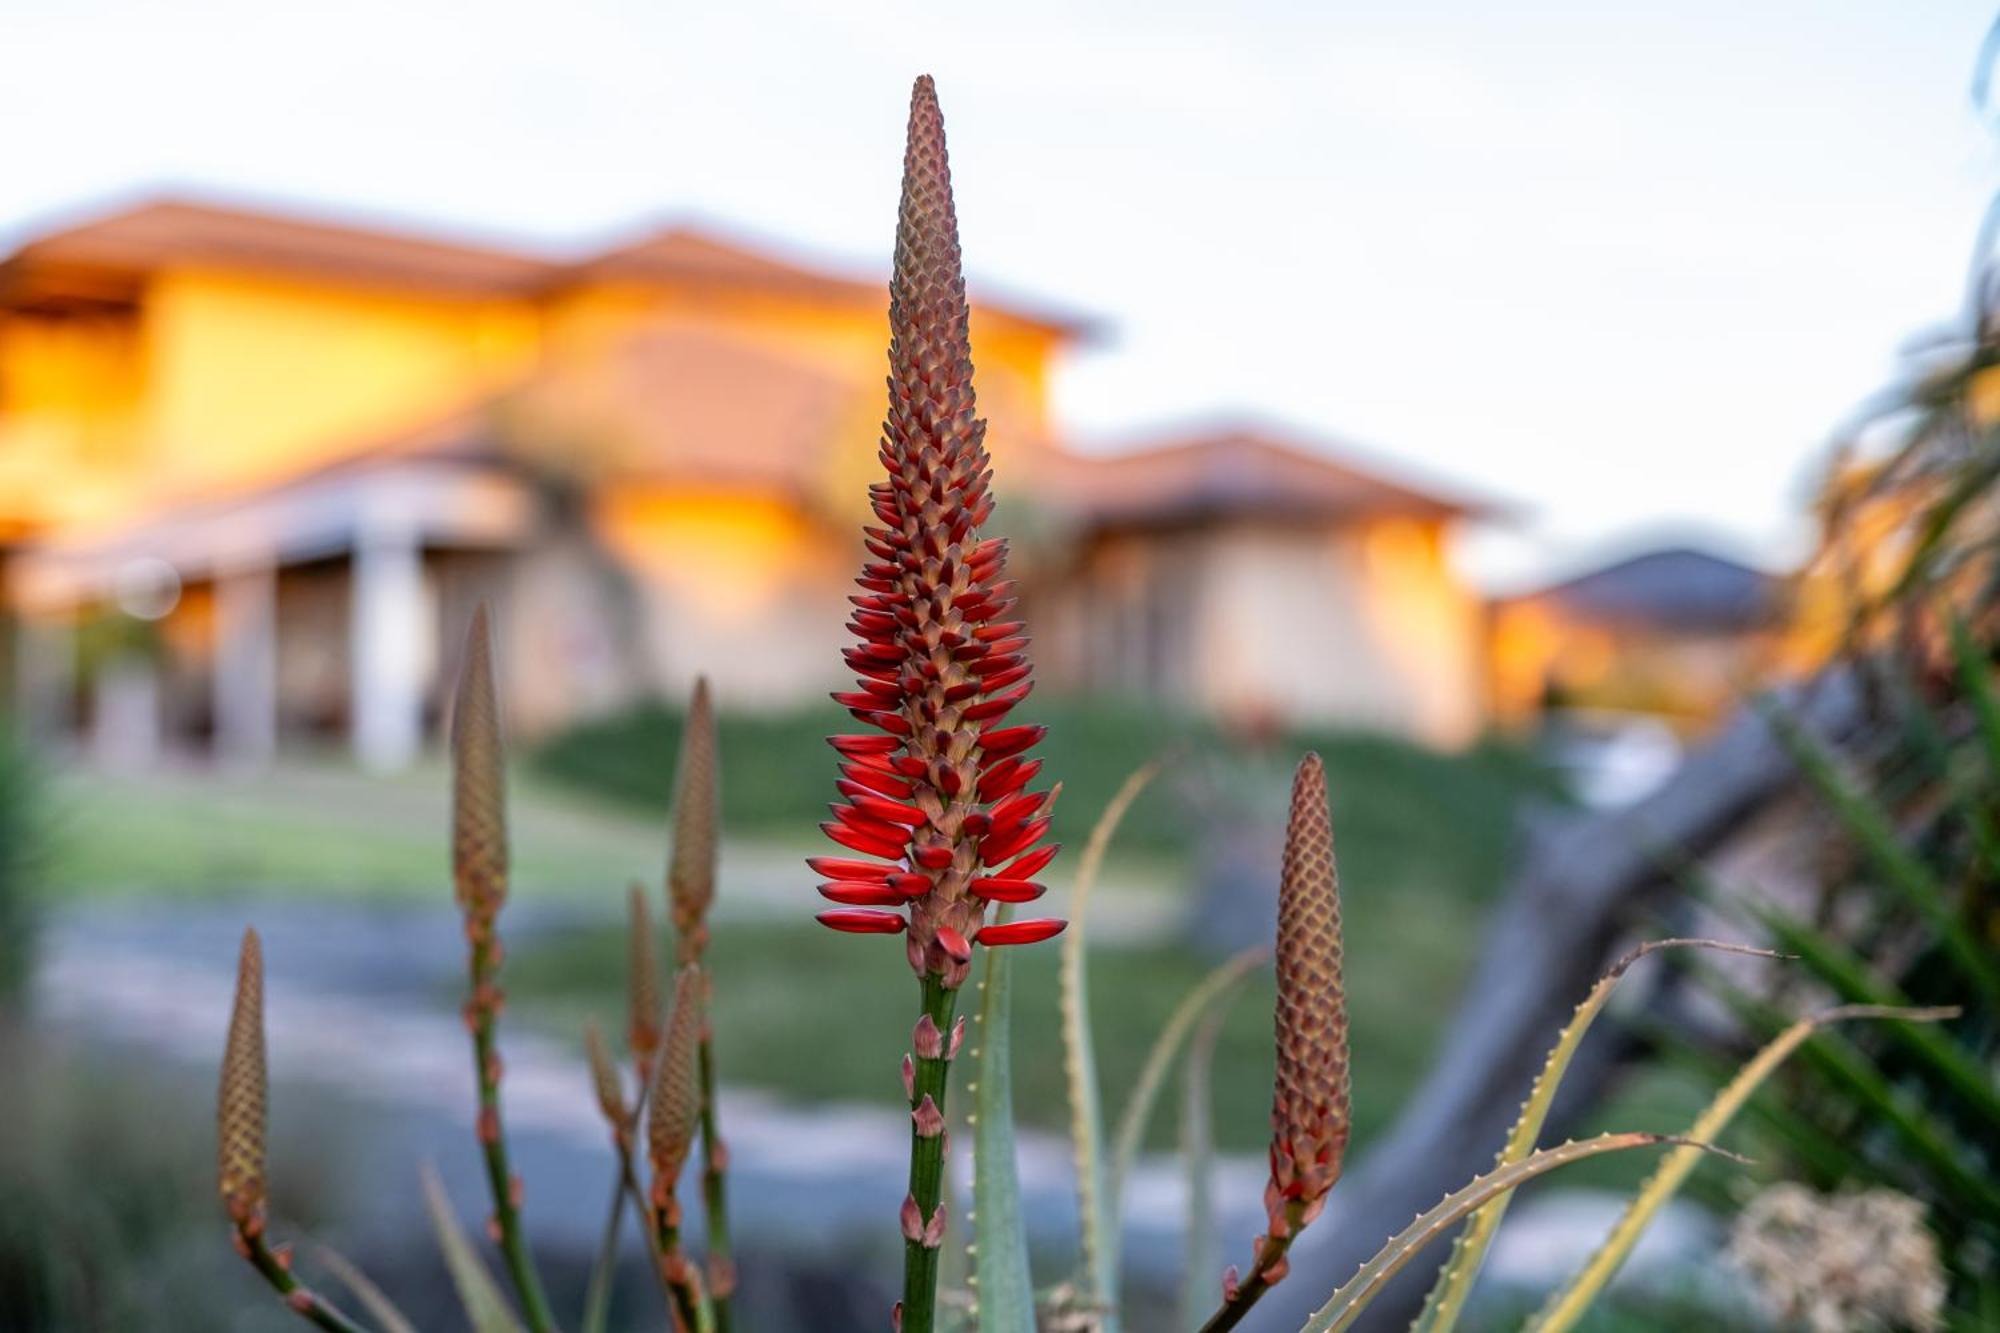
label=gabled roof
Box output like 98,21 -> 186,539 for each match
1505,545 -> 1782,632
0,198 -> 554,302
1039,423 -> 1494,529
0,196 -> 1095,336
564,221 -> 1095,337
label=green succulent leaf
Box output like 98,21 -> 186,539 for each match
1410,938 -> 1774,1333
1060,761 -> 1159,1333
421,1161 -> 530,1333
1299,1133 -> 1693,1333
972,904 -> 1036,1333
314,1243 -> 421,1333
1178,1006 -> 1229,1332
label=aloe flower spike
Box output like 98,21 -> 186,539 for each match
217,928 -> 370,1333
809,74 -> 1065,1333
1199,752 -> 1350,1333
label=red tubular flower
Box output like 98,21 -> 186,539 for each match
974,918 -> 1067,947
809,74 -> 1061,988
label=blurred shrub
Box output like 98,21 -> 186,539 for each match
0,726 -> 38,1001
0,1027 -> 325,1332
533,696 -> 1563,898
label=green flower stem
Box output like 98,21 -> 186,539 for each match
238,1224 -> 370,1333
901,972 -> 960,1333
470,935 -> 561,1333
650,1203 -> 714,1333
697,1032 -> 736,1333
580,1165 -> 625,1333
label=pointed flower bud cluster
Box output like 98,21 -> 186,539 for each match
668,677 -> 719,964
811,74 -> 1063,988
647,965 -> 706,1211
217,927 -> 269,1228
1261,753 -> 1351,1260
628,882 -> 663,1064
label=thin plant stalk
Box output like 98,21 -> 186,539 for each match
451,608 -> 560,1333
668,678 -> 735,1329
696,1031 -> 734,1330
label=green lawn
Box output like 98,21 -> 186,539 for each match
509,904 -> 1477,1157
513,707 -> 1563,1155
39,759 -> 665,901
534,696 -> 1563,894
35,708 -> 1631,1168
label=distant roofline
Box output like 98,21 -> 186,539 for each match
0,189 -> 1101,339
1068,412 -> 1514,520
1495,538 -> 1786,605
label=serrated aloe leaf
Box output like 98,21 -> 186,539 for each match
1298,1133 -> 1688,1333
421,1161 -> 529,1333
1178,1005 -> 1229,1332
1524,1004 -> 1958,1333
1060,761 -> 1159,1333
1410,938 -> 1773,1333
1109,945 -> 1266,1232
972,904 -> 1035,1333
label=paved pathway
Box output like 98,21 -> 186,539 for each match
32,897 -> 1263,1294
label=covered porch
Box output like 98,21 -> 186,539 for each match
7,457 -> 538,771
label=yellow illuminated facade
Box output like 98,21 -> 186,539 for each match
0,197 -> 1491,764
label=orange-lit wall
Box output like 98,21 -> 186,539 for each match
0,308 -> 148,531
0,262 -> 1063,538
1488,598 -> 1774,732
140,267 -> 541,495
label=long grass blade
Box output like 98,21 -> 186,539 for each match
1524,1004 -> 1960,1333
1751,902 -> 2000,1123
1695,961 -> 2000,1217
971,904 -> 1036,1333
1109,945 -> 1266,1230
421,1161 -> 529,1333
1409,938 -> 1778,1333
1059,760 -> 1159,1332
1298,1133 -> 1702,1333
1947,609 -> 2000,779
1762,699 -> 2000,1005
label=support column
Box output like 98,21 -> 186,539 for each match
214,561 -> 278,767
92,656 -> 161,771
351,519 -> 428,772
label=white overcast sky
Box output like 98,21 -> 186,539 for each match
4,1 -> 1995,589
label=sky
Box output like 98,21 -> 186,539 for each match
4,0 -> 1995,590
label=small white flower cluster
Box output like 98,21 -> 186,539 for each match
1727,1182 -> 1946,1332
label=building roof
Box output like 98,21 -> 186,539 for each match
0,198 -> 554,304
490,325 -> 860,494
0,196 -> 1094,335
1038,424 -> 1493,529
1505,545 -> 1782,632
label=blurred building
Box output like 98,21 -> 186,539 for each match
0,196 -> 1491,768
1487,544 -> 1786,734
